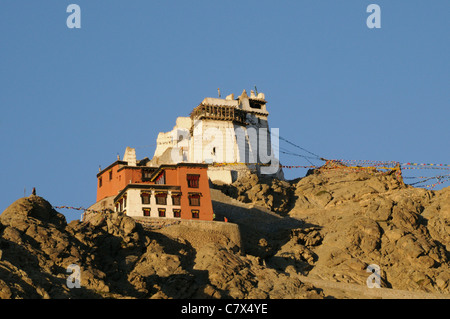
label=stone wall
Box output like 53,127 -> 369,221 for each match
134,217 -> 243,251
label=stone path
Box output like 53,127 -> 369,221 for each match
298,275 -> 450,299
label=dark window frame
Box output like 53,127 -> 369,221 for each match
191,210 -> 199,219
188,194 -> 200,206
141,193 -> 151,204
172,194 -> 181,206
187,174 -> 200,188
155,193 -> 167,205
143,208 -> 151,217
142,168 -> 155,181
173,209 -> 181,218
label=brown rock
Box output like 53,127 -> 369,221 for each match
0,196 -> 66,228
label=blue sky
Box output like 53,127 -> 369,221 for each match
1,1 -> 449,221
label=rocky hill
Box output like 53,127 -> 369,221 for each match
213,164 -> 450,297
0,164 -> 449,299
0,196 -> 321,299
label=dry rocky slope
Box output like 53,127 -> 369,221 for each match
0,196 -> 321,299
0,164 -> 449,299
214,164 -> 450,297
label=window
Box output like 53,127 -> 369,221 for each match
191,210 -> 199,219
173,209 -> 181,218
141,193 -> 151,205
158,208 -> 166,217
155,172 -> 165,185
123,196 -> 127,208
187,174 -> 200,188
99,177 -> 102,188
250,100 -> 262,109
109,171 -> 113,180
172,194 -> 181,206
188,194 -> 200,206
155,193 -> 167,205
143,208 -> 150,217
142,169 -> 153,180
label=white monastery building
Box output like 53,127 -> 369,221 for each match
150,89 -> 283,183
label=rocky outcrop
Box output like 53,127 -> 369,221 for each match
0,195 -> 323,299
290,168 -> 449,294
193,243 -> 322,299
212,165 -> 449,295
0,196 -> 148,298
213,172 -> 295,215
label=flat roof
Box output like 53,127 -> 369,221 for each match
97,161 -> 208,178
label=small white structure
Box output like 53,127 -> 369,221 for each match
123,147 -> 137,166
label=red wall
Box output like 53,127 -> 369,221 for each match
96,164 -> 146,201
97,162 -> 214,221
177,166 -> 214,221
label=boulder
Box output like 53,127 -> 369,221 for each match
0,196 -> 66,229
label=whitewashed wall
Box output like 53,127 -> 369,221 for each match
123,188 -> 181,218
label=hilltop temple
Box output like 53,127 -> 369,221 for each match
89,89 -> 282,221
150,89 -> 283,183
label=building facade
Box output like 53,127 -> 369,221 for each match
96,148 -> 214,221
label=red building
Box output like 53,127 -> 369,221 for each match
96,151 -> 214,221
